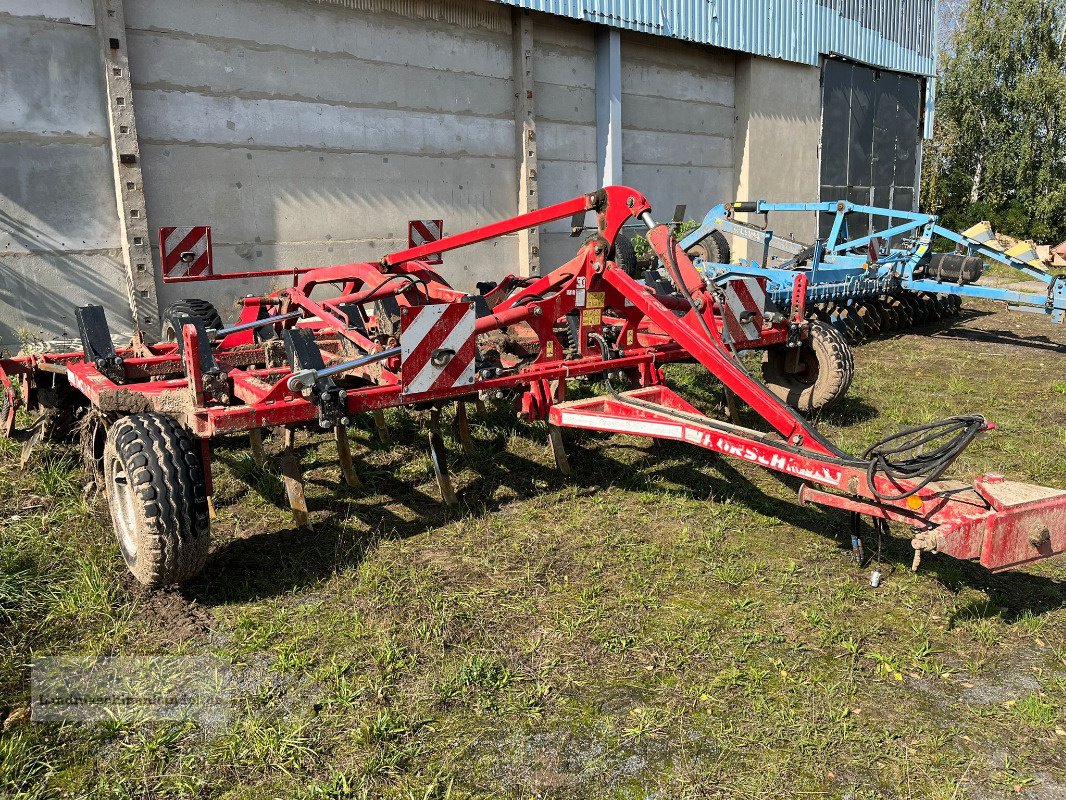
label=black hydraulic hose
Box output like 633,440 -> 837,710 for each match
863,414 -> 986,501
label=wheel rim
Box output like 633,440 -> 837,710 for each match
108,455 -> 140,560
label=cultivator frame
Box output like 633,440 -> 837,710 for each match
680,200 -> 1066,339
1,186 -> 1064,585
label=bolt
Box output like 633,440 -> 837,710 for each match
319,419 -> 331,429
340,416 -> 350,426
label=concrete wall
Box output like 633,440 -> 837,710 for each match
732,55 -> 822,258
0,0 -> 828,350
125,0 -> 520,319
0,1 -> 132,348
531,14 -> 596,271
620,32 -> 735,227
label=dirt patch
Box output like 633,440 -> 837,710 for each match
136,587 -> 214,645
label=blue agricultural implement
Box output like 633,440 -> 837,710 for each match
677,201 -> 1066,344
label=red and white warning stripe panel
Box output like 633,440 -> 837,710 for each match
400,301 -> 476,396
408,219 -> 444,265
721,277 -> 767,345
159,226 -> 213,278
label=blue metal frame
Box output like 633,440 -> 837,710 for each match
678,201 -> 1066,324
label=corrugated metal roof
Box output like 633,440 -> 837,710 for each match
491,0 -> 937,76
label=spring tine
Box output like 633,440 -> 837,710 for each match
249,428 -> 267,467
428,408 -> 458,506
548,423 -> 572,475
335,425 -> 361,488
372,409 -> 390,444
723,386 -> 742,424
454,401 -> 475,456
279,429 -> 311,529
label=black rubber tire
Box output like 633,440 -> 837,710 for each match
685,229 -> 731,265
103,413 -> 211,587
161,299 -> 223,342
611,234 -> 642,279
762,321 -> 854,413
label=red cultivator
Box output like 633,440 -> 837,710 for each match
2,186 -> 1064,586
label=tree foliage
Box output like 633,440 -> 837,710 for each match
922,0 -> 1066,243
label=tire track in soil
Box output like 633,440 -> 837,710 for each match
137,587 -> 214,645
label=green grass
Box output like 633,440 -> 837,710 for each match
1,302 -> 1065,798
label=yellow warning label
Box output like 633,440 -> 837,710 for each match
544,340 -> 554,358
626,329 -> 635,346
586,291 -> 605,309
582,308 -> 601,327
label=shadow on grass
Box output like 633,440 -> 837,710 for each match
927,326 -> 1066,355
187,407 -> 1065,619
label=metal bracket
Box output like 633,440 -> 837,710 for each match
282,328 -> 348,428
75,305 -> 124,383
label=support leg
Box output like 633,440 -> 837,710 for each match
335,425 -> 361,488
428,409 -> 458,506
279,428 -> 310,529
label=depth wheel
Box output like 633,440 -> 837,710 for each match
685,229 -> 731,265
762,321 -> 854,413
161,299 -> 223,342
103,413 -> 211,586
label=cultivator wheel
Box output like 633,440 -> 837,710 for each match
761,321 -> 853,413
685,229 -> 731,266
161,299 -> 223,342
103,413 -> 211,587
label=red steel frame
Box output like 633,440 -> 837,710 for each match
2,186 -> 1064,573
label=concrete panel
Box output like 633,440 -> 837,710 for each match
126,29 -> 514,119
623,130 -> 732,169
621,94 -> 733,139
733,56 -> 822,257
618,32 -> 736,232
0,0 -> 93,25
0,251 -> 130,349
0,141 -> 121,253
533,13 -> 596,268
124,0 -> 523,300
140,145 -> 517,246
620,163 -> 734,223
534,82 -> 594,125
0,18 -> 108,138
135,89 -> 515,158
0,14 -> 127,349
125,0 -> 513,78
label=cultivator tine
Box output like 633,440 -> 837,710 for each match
547,424 -> 572,476
335,425 -> 361,488
427,408 -> 458,506
453,401 -> 475,456
249,428 -> 267,467
372,409 -> 390,444
723,386 -> 742,424
279,429 -> 311,529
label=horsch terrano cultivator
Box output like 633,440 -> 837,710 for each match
1,187 -> 1064,587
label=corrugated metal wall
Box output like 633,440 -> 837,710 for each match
490,0 -> 936,76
